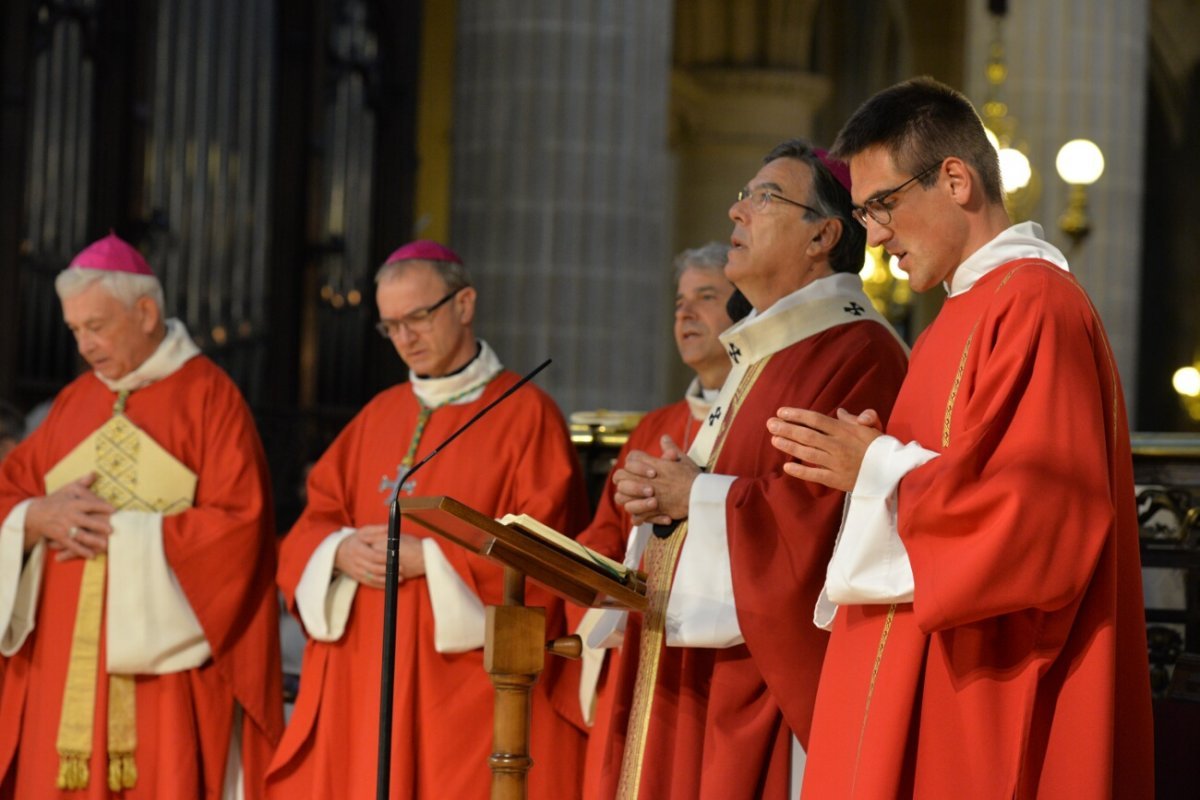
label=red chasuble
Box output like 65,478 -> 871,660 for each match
802,261 -> 1154,798
268,372 -> 589,800
596,321 -> 908,800
0,357 -> 283,799
572,398 -> 695,800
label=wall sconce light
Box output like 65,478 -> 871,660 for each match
1055,138 -> 1105,244
1172,365 -> 1200,421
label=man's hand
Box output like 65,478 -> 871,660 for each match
397,533 -> 426,580
334,525 -> 426,590
613,436 -> 701,526
23,473 -> 115,560
767,407 -> 883,492
335,524 -> 389,589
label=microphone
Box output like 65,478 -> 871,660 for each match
376,357 -> 552,800
385,357 -> 552,508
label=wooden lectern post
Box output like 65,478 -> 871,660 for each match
400,496 -> 647,799
484,567 -> 542,799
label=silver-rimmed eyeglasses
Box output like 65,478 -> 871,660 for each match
736,186 -> 822,216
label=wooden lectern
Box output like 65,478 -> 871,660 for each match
400,495 -> 647,800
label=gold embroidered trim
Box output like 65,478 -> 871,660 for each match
852,603 -> 896,792
54,389 -> 193,791
616,357 -> 771,799
853,280 -> 988,786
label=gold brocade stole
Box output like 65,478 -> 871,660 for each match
52,391 -> 197,791
616,357 -> 771,800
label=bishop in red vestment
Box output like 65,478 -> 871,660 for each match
770,78 -> 1154,798
267,241 -> 589,800
0,234 -> 282,799
608,142 -> 908,799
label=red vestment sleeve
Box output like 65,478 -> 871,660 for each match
158,364 -> 283,744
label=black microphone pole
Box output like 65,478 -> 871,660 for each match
376,358 -> 552,800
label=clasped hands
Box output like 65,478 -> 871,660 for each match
24,473 -> 114,562
612,406 -> 885,524
334,524 -> 426,590
766,407 -> 885,492
612,435 -> 700,526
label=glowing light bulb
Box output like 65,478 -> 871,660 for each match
998,147 -> 1031,191
1056,139 -> 1105,186
1172,366 -> 1200,398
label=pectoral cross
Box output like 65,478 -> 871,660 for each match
379,466 -> 418,502
727,342 -> 742,364
844,301 -> 865,316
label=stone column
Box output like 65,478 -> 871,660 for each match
667,0 -> 829,389
450,2 -> 674,413
965,0 -> 1149,413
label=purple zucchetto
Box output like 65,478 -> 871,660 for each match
814,148 -> 852,193
383,240 -> 463,266
70,232 -> 154,276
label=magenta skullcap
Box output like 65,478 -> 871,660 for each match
69,232 -> 154,276
814,148 -> 852,193
383,239 -> 463,266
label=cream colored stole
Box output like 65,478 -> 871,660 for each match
45,391 -> 196,790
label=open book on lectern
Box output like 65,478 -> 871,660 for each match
399,495 -> 648,611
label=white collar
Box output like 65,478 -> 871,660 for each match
96,318 -> 201,393
719,272 -> 892,364
946,221 -> 1070,297
410,340 -> 504,408
684,376 -> 718,421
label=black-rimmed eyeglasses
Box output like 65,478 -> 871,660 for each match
851,161 -> 943,228
375,287 -> 462,338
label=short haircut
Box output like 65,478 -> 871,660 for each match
375,258 -> 472,291
763,138 -> 866,274
54,267 -> 166,312
831,76 -> 1004,204
673,241 -> 730,285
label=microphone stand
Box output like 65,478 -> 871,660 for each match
376,359 -> 552,800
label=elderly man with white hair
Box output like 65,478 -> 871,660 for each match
0,233 -> 282,799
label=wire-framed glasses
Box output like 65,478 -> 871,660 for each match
736,186 -> 822,216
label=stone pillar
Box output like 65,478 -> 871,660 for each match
450,2 -> 674,413
965,0 -> 1149,414
667,0 -> 829,389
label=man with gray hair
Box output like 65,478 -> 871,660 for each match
569,242 -> 738,788
269,240 -> 590,799
0,232 -> 282,798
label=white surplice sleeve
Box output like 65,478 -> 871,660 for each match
422,538 -> 486,654
664,472 -> 743,648
106,509 -> 211,673
814,435 -> 939,630
575,524 -> 652,724
0,500 -> 43,656
294,526 -> 359,642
